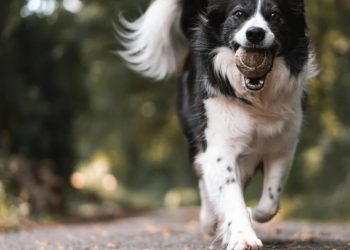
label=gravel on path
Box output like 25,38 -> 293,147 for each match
0,207 -> 349,250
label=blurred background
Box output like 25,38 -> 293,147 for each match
0,0 -> 349,230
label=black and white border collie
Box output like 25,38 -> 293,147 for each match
118,0 -> 317,249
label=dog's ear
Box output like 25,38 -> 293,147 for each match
287,0 -> 305,15
207,9 -> 226,27
206,0 -> 228,26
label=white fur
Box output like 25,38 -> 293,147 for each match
199,180 -> 217,236
306,51 -> 319,79
213,46 -> 312,110
199,41 -> 311,249
234,0 -> 275,48
196,95 -> 303,249
117,0 -> 188,80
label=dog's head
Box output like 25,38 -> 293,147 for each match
202,0 -> 309,94
207,0 -> 307,50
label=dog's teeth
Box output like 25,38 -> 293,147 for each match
259,80 -> 264,84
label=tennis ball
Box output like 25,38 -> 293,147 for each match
235,48 -> 274,78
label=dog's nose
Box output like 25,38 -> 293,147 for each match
246,27 -> 266,44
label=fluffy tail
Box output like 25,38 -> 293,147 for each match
117,0 -> 189,80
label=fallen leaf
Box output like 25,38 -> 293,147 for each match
106,242 -> 120,249
56,243 -> 64,250
183,244 -> 191,250
162,227 -> 171,238
292,232 -> 311,241
144,225 -> 157,234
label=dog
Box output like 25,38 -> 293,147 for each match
118,0 -> 317,249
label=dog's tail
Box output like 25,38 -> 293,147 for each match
117,0 -> 189,80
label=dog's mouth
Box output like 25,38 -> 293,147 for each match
233,43 -> 277,92
243,75 -> 266,91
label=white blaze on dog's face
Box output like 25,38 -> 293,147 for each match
214,0 -> 284,51
207,0 -> 309,94
234,0 -> 275,49
211,0 -> 308,59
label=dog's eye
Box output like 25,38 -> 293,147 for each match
270,12 -> 281,23
233,10 -> 244,19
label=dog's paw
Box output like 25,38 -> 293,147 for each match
223,230 -> 263,250
251,204 -> 279,223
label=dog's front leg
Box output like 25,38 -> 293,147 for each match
199,179 -> 218,236
198,147 -> 262,250
252,149 -> 296,223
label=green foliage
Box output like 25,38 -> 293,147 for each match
285,1 -> 350,220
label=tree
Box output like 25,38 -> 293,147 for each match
0,0 -> 89,212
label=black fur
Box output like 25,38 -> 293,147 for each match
176,54 -> 208,162
180,0 -> 207,38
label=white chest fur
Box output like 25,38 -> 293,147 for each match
201,95 -> 303,184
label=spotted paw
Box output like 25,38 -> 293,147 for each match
225,230 -> 263,250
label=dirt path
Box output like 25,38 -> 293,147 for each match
0,207 -> 349,250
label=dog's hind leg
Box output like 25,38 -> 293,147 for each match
252,148 -> 297,223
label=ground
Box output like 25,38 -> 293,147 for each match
0,207 -> 349,250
